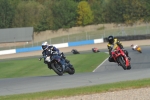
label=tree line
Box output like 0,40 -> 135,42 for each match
0,0 -> 150,32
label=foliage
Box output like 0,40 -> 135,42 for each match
0,0 -> 150,31
89,0 -> 104,24
103,0 -> 125,23
50,0 -> 78,30
76,1 -> 94,26
0,0 -> 15,28
102,0 -> 150,25
34,1 -> 53,32
12,1 -> 44,28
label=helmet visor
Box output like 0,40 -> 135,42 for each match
42,45 -> 47,50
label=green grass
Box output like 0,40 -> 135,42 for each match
0,52 -> 109,79
1,78 -> 150,100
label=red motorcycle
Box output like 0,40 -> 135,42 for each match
111,44 -> 131,70
92,47 -> 100,53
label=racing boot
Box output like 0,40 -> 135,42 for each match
128,56 -> 131,61
123,50 -> 131,61
61,52 -> 70,63
65,59 -> 70,63
61,52 -> 66,59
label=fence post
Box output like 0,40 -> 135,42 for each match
86,32 -> 88,40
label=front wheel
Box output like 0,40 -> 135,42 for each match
117,56 -> 127,70
51,62 -> 63,76
127,65 -> 131,70
67,65 -> 75,75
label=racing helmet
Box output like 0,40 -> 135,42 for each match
41,42 -> 48,50
107,35 -> 114,44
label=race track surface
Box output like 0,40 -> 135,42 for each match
0,46 -> 150,96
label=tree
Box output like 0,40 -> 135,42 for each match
89,0 -> 104,24
0,0 -> 15,28
35,0 -> 53,32
103,0 -> 126,23
143,0 -> 150,22
76,1 -> 94,26
51,0 -> 78,30
13,1 -> 44,28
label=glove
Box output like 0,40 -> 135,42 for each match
39,57 -> 42,61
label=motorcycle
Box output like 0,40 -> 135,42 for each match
39,52 -> 75,76
71,49 -> 80,54
111,44 -> 131,70
92,47 -> 100,53
136,46 -> 142,53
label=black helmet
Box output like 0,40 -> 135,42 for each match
107,35 -> 114,44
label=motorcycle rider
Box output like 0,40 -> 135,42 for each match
131,44 -> 138,50
107,35 -> 131,62
41,41 -> 70,71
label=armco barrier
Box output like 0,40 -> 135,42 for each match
16,46 -> 41,53
68,40 -> 94,47
0,38 -> 104,55
103,34 -> 150,42
0,49 -> 16,55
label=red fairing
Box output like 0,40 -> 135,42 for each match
111,46 -> 130,68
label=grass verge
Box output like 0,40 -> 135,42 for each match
0,52 -> 108,79
0,78 -> 150,100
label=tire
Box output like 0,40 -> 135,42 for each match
67,65 -> 75,75
139,50 -> 142,53
97,50 -> 100,52
51,62 -> 63,76
118,56 -> 127,70
127,65 -> 131,70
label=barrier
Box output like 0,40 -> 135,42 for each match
0,49 -> 16,55
1,33 -> 150,55
68,40 -> 94,47
103,34 -> 150,42
0,38 -> 104,55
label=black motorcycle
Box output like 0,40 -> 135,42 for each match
39,52 -> 75,76
71,49 -> 80,54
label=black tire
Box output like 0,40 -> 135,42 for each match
51,62 -> 63,76
68,65 -> 75,75
118,56 -> 127,70
139,50 -> 142,53
127,65 -> 131,70
97,50 -> 100,52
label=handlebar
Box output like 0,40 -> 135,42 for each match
39,56 -> 47,61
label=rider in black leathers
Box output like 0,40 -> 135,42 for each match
41,42 -> 70,71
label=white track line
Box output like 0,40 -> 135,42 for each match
92,52 -> 109,72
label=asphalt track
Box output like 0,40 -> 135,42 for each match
0,46 -> 150,96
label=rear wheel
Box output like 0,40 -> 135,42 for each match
139,50 -> 142,53
51,62 -> 63,76
118,56 -> 127,70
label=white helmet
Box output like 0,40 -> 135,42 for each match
41,42 -> 48,50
